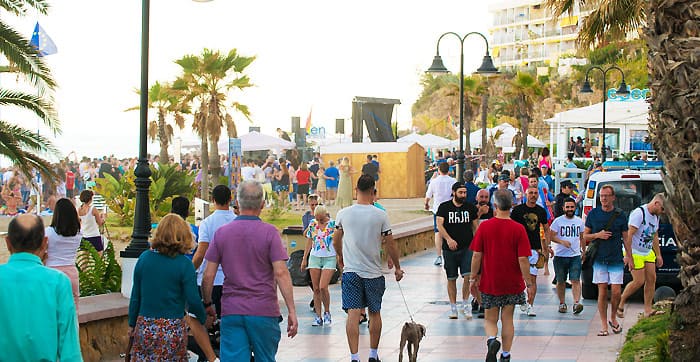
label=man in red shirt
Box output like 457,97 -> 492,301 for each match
470,189 -> 531,362
65,169 -> 76,199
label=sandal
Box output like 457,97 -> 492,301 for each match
609,321 -> 622,334
597,330 -> 609,336
359,313 -> 368,324
616,307 -> 624,319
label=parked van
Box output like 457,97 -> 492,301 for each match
580,166 -> 679,299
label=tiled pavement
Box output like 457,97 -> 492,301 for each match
275,250 -> 644,362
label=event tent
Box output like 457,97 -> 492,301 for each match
398,132 -> 453,148
452,123 -> 546,151
216,131 -> 296,153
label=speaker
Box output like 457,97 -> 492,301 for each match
249,126 -> 260,133
292,117 -> 301,132
295,128 -> 306,148
335,119 -> 344,134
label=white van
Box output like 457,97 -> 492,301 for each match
580,168 -> 679,299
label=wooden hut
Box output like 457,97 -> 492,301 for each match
320,142 -> 425,199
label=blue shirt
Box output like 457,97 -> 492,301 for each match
465,182 -> 480,205
197,210 -> 236,285
324,167 -> 340,188
585,207 -> 629,264
0,253 -> 81,361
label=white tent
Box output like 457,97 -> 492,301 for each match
452,123 -> 546,151
398,132 -> 453,148
217,131 -> 296,153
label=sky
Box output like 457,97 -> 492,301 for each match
2,1 -> 492,160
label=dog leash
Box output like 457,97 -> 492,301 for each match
396,281 -> 415,323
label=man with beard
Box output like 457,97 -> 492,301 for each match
436,182 -> 481,319
549,198 -> 584,314
510,186 -> 549,317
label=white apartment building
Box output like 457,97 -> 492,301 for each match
488,0 -> 591,68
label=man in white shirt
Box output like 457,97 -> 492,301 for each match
619,193 -> 664,318
424,162 -> 457,266
549,198 -> 585,315
241,159 -> 255,180
192,184 -> 236,318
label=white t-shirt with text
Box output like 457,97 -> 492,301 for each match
550,215 -> 584,257
629,205 -> 659,256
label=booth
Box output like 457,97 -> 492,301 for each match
320,142 -> 425,199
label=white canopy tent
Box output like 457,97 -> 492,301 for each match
216,131 -> 296,153
451,123 -> 546,152
398,132 -> 453,148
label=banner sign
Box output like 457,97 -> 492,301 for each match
608,87 -> 649,102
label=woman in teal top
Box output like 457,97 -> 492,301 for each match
128,214 -> 213,361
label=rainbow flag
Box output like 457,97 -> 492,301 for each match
448,114 -> 455,127
305,108 -> 312,134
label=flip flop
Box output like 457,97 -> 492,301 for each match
609,321 -> 622,334
617,307 -> 625,319
597,330 -> 609,336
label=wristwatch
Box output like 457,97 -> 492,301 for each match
203,301 -> 213,308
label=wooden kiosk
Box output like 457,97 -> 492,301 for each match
319,142 -> 425,199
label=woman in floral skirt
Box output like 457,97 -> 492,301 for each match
128,214 -> 217,361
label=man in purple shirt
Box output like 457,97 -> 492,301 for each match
202,180 -> 298,361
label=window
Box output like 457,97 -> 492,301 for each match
630,130 -> 653,151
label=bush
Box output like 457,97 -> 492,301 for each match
76,240 -> 122,296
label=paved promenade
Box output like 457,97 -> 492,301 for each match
275,250 -> 644,362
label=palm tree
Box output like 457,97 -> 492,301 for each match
495,72 -> 543,159
127,82 -> 189,162
0,0 -> 60,180
544,0 -> 645,49
547,1 -> 699,357
175,48 -> 254,194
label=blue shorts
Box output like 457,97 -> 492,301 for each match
553,255 -> 582,283
443,248 -> 473,280
307,255 -> 336,270
433,213 -> 439,233
220,314 -> 281,362
341,272 -> 385,313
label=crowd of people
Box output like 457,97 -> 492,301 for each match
423,157 -> 666,360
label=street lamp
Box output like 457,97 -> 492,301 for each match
426,32 -> 498,183
579,66 -> 629,162
121,0 -> 212,298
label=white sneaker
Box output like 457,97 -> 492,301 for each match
527,304 -> 537,317
448,308 -> 458,319
434,256 -> 443,266
462,305 -> 473,320
520,303 -> 529,312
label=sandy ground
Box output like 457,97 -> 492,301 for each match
0,198 -> 428,265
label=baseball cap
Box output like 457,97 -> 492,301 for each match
498,173 -> 510,182
451,182 -> 467,192
561,180 -> 574,188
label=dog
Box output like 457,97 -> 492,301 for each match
399,321 -> 426,362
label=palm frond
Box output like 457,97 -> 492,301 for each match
0,21 -> 56,91
0,88 -> 59,133
0,120 -> 58,182
577,0 -> 645,48
0,0 -> 49,16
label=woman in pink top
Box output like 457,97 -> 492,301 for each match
538,147 -> 552,174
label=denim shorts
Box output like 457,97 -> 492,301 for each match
443,248 -> 472,280
307,255 -> 337,270
432,213 -> 439,233
592,261 -> 624,285
220,314 -> 281,362
553,255 -> 582,283
341,272 -> 385,313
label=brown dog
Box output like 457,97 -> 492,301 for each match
399,321 -> 426,362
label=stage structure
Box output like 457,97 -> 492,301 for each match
351,97 -> 400,142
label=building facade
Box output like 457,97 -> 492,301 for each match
488,0 -> 591,68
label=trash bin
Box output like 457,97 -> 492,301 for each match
281,226 -> 306,256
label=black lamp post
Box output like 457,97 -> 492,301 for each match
579,66 -> 629,162
121,0 -> 212,262
426,32 -> 498,183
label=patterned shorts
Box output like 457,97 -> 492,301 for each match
131,316 -> 188,362
481,292 -> 526,310
341,272 -> 385,313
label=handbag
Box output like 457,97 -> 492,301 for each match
535,250 -> 546,269
582,208 -> 622,269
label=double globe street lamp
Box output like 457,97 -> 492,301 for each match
426,32 -> 499,183
579,66 -> 629,162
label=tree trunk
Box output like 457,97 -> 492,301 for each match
646,1 -> 700,360
199,107 -> 210,199
521,114 -> 530,160
209,135 -> 221,186
157,109 -> 169,163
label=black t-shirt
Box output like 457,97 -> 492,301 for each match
511,203 -> 548,250
309,164 -> 320,187
436,199 -> 479,250
361,162 -> 379,178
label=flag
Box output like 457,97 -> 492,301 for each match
30,22 -> 57,57
305,108 -> 312,135
448,115 -> 455,127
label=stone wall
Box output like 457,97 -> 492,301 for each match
80,315 -> 129,362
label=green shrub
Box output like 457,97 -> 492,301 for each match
266,192 -> 290,221
76,240 -> 122,296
